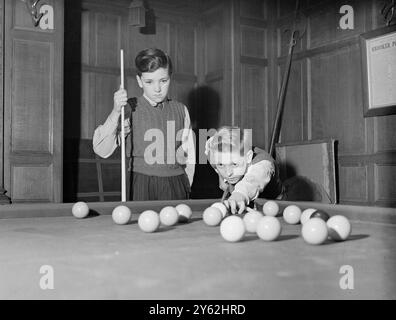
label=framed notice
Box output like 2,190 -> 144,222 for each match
360,25 -> 396,117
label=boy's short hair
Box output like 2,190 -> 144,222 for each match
205,126 -> 252,161
135,48 -> 173,76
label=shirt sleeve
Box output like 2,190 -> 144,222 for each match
177,106 -> 195,186
92,110 -> 131,159
233,159 -> 275,203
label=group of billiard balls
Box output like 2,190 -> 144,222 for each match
71,200 -> 351,245
71,201 -> 193,232
137,204 -> 193,232
266,201 -> 351,244
202,200 -> 351,245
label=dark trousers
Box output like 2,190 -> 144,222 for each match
130,172 -> 190,201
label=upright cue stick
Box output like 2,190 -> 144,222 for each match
120,49 -> 126,202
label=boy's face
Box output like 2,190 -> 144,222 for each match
212,150 -> 253,184
136,67 -> 170,103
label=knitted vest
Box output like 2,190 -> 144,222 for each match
128,96 -> 186,177
252,147 -> 284,199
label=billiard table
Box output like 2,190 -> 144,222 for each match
0,199 -> 395,300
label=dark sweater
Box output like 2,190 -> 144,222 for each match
129,96 -> 187,177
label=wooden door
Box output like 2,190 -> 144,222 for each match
3,0 -> 64,203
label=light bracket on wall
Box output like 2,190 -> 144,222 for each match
20,0 -> 44,27
129,0 -> 146,27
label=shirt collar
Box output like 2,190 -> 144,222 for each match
143,94 -> 171,107
143,94 -> 157,107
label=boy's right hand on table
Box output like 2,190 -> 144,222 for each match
223,192 -> 247,215
113,88 -> 128,114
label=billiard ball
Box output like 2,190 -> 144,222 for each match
283,205 -> 302,224
327,215 -> 351,241
310,210 -> 330,222
72,201 -> 89,219
262,200 -> 279,217
301,218 -> 328,245
256,216 -> 282,241
203,207 -> 223,226
159,206 -> 179,226
220,215 -> 246,242
175,203 -> 193,223
243,210 -> 263,233
211,202 -> 228,218
112,205 -> 132,225
138,210 -> 160,233
300,208 -> 317,225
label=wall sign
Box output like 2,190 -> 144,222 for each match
360,25 -> 396,117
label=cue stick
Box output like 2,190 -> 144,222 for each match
120,49 -> 126,202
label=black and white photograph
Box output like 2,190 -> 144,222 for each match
0,0 -> 395,305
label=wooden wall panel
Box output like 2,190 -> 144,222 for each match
241,64 -> 267,147
339,165 -> 368,202
76,162 -> 99,193
241,26 -> 266,58
174,24 -> 196,75
374,116 -> 396,152
206,78 -> 226,126
11,166 -> 51,202
80,72 -> 92,139
278,60 -> 304,143
94,13 -> 121,67
94,73 -> 119,127
4,0 -> 64,203
277,0 -> 300,18
374,164 -> 396,204
0,0 -> 3,196
308,1 -> 367,50
334,0 -> 367,39
81,11 -> 90,65
240,0 -> 266,19
204,15 -> 224,74
237,0 -> 269,149
101,163 -> 121,192
128,22 -> 171,60
310,45 -> 365,155
126,75 -> 142,99
308,5 -> 336,49
198,2 -> 230,133
172,81 -> 196,107
12,40 -> 51,152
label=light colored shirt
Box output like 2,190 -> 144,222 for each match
232,159 -> 274,203
218,148 -> 276,203
93,95 -> 195,186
